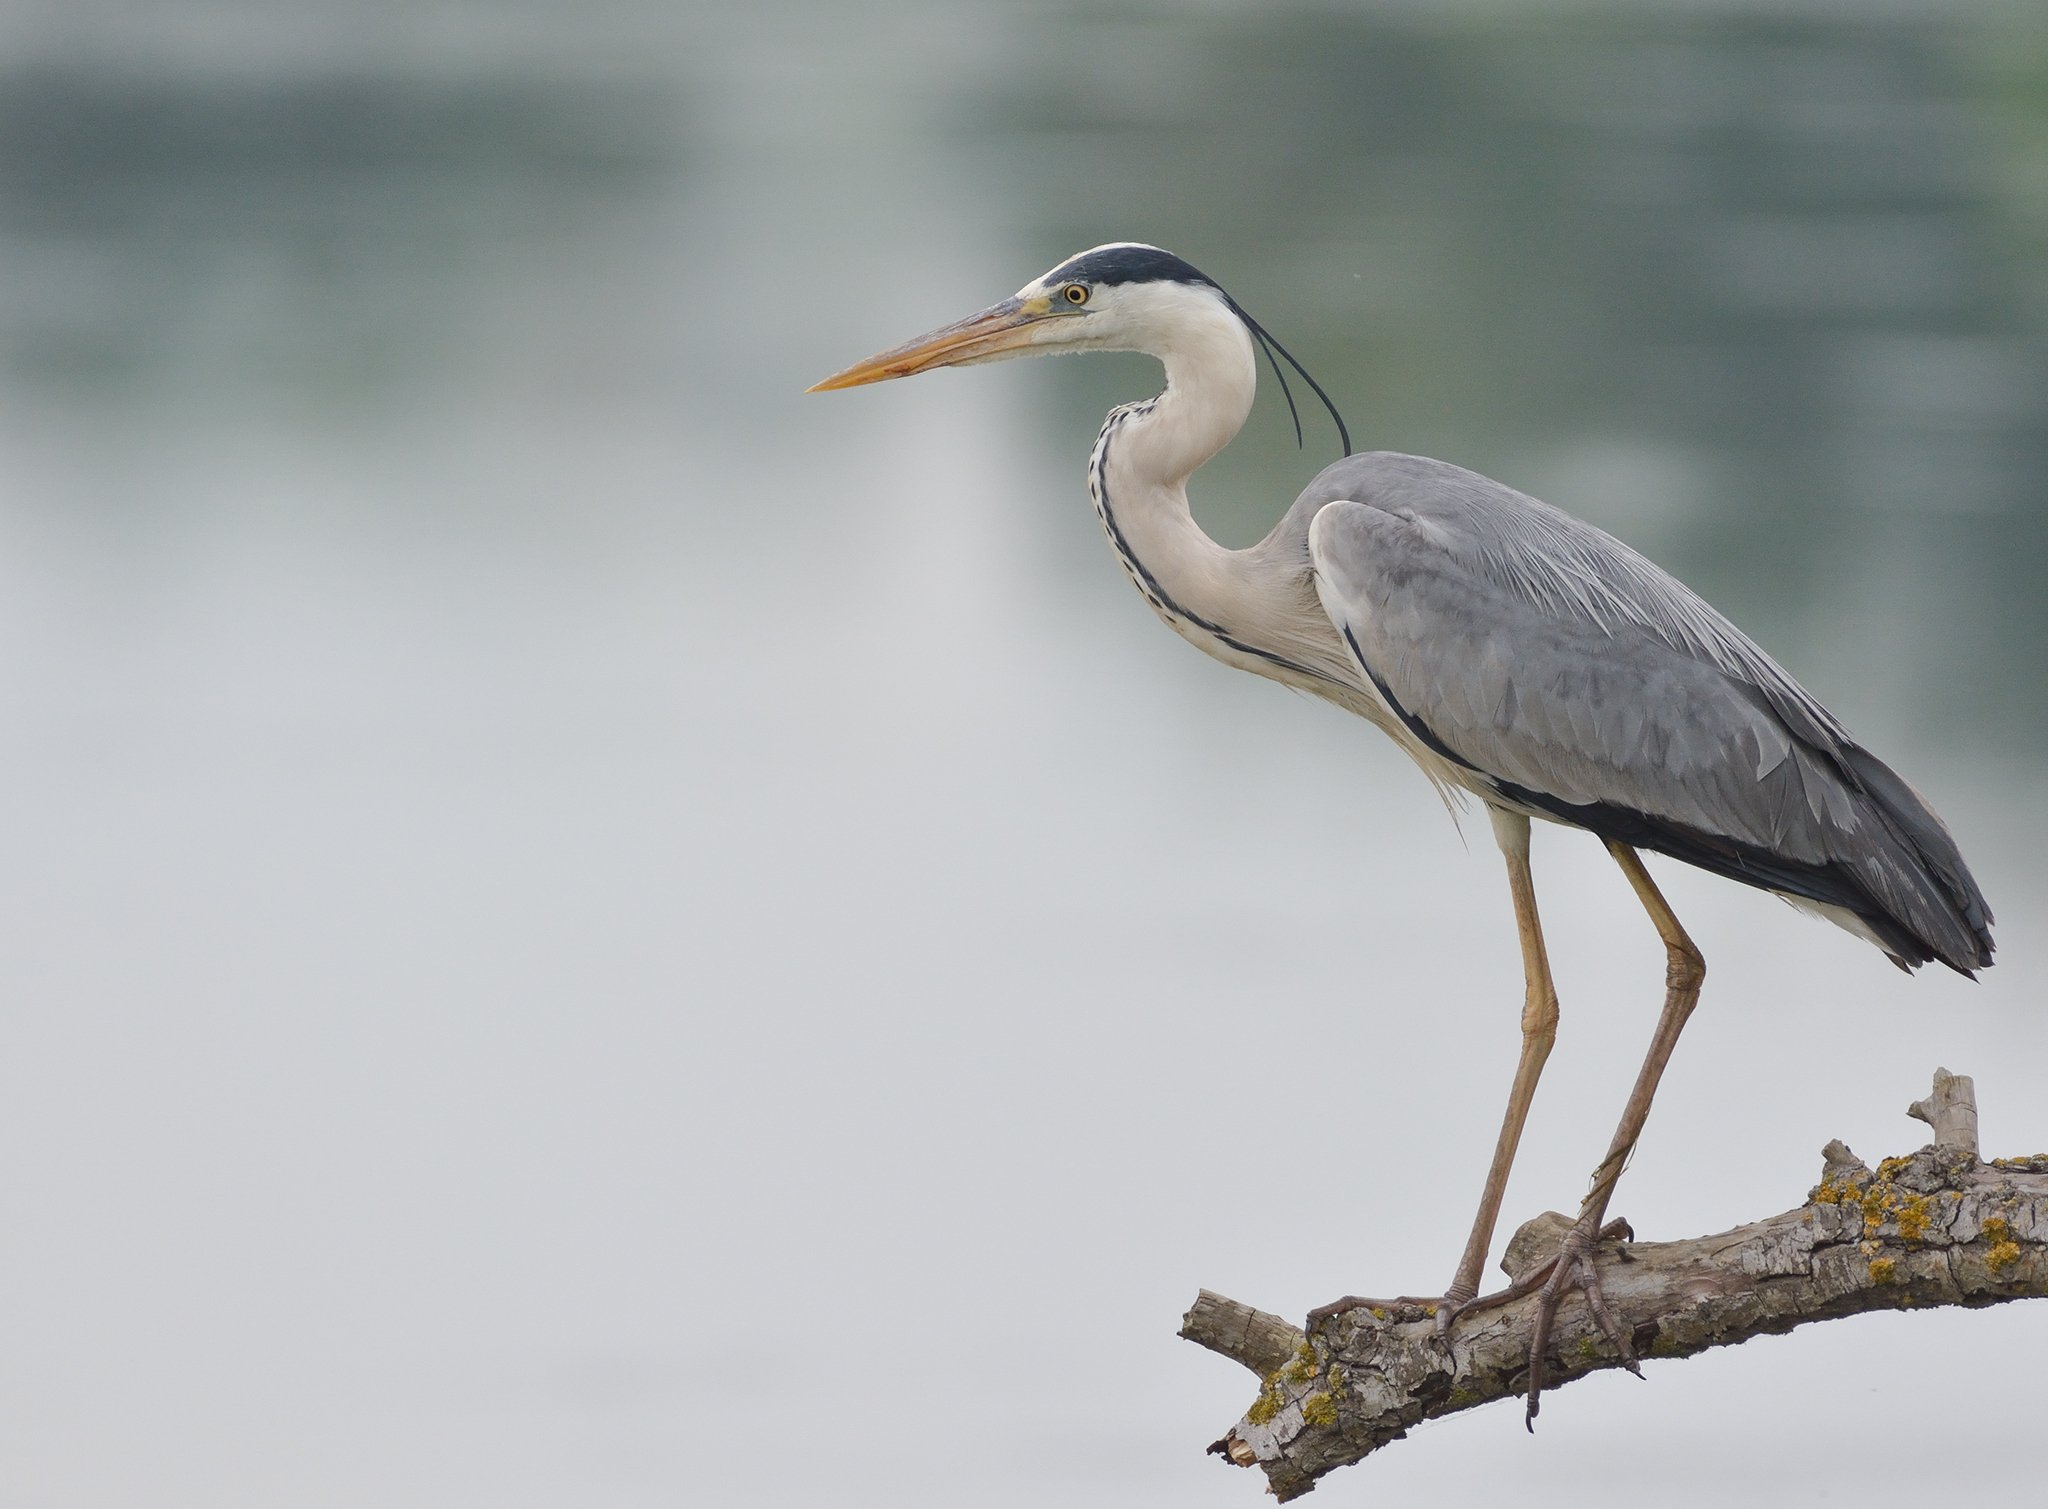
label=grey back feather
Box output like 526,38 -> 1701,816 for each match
1299,452 -> 1992,972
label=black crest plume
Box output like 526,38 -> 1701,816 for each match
1047,245 -> 1353,458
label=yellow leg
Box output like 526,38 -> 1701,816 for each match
1307,809 -> 1562,1333
1522,841 -> 1706,1426
1443,809 -> 1561,1308
1578,841 -> 1707,1224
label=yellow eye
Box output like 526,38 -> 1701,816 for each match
1061,282 -> 1090,305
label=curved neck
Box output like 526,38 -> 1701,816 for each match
1087,297 -> 1259,636
1119,296 -> 1259,486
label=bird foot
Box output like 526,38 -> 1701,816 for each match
1308,1213 -> 1637,1411
1480,1213 -> 1638,1429
1305,1291 -> 1464,1331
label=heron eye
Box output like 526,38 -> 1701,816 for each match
1061,282 -> 1090,305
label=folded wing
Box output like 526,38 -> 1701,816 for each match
1304,452 -> 1993,973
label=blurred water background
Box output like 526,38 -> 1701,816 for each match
2,3 -> 2045,1505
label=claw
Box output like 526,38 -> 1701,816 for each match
1432,1295 -> 1463,1347
1523,1213 -> 1638,1428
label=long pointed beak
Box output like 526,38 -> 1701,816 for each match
808,295 -> 1052,391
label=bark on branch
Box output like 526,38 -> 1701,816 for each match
1181,1068 -> 2048,1500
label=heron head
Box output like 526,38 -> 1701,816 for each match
807,243 -> 1232,391
809,243 -> 1349,454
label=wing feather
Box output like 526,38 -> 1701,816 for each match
1303,452 -> 1992,971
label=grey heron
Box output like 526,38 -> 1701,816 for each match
810,243 -> 1995,1422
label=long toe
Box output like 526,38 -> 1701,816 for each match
1522,1217 -> 1640,1427
1307,1293 -> 1452,1328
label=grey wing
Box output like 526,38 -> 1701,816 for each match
1302,452 -> 1993,973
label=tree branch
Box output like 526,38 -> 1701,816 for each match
1181,1068 -> 2048,1500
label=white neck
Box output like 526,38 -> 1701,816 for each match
1117,291 -> 1259,485
1088,289 -> 1259,636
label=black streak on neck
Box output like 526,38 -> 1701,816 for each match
1091,409 -> 1343,690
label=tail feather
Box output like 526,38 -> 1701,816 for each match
1496,753 -> 1994,976
1839,744 -> 1994,974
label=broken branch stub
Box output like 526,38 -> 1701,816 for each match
1907,1066 -> 1979,1157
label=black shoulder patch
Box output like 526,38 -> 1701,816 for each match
1048,245 -> 1219,290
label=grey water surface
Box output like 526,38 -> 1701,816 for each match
2,4 -> 2045,1505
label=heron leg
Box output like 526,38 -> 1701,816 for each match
1309,809 -> 1559,1337
1519,840 -> 1705,1427
1439,810 -> 1559,1326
